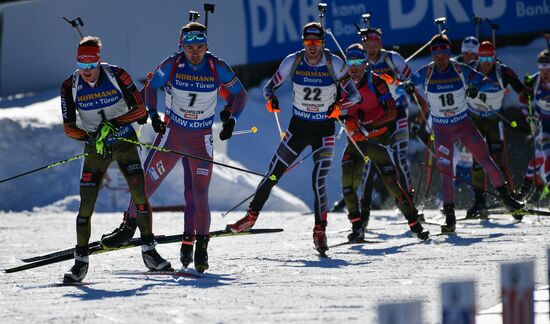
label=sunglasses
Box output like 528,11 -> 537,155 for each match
184,33 -> 206,42
479,56 -> 494,62
463,39 -> 479,46
346,59 -> 365,66
431,44 -> 450,52
303,39 -> 323,46
77,61 -> 99,70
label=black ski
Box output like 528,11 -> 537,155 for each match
329,239 -> 383,248
8,228 -> 283,273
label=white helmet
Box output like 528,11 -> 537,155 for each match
461,36 -> 479,54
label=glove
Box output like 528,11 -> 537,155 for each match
345,118 -> 359,132
524,74 -> 535,88
94,120 -> 119,154
379,73 -> 398,85
219,110 -> 235,141
465,85 -> 479,99
266,95 -> 280,113
344,117 -> 366,141
149,111 -> 166,135
403,81 -> 416,96
327,102 -> 343,119
523,74 -> 535,100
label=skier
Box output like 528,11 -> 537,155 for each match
455,36 -> 479,64
465,41 -> 527,218
101,22 -> 248,273
517,49 -> 550,201
60,36 -> 171,282
226,22 -> 361,254
360,28 -> 416,226
404,34 -> 523,233
340,44 -> 429,242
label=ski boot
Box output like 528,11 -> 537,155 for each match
194,235 -> 210,273
347,220 -> 365,243
63,246 -> 89,283
313,223 -> 329,255
101,217 -> 137,249
179,234 -> 194,269
408,220 -> 430,240
141,235 -> 172,271
440,203 -> 456,234
496,186 -> 525,221
466,190 -> 488,219
226,208 -> 259,233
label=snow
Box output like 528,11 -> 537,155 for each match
1,209 -> 549,323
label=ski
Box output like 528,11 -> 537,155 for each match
490,207 -> 550,217
8,228 -> 283,273
114,270 -> 203,279
329,239 -> 383,248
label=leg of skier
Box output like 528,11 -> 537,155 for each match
101,127 -> 180,247
64,145 -> 110,283
309,135 -> 335,253
180,129 -> 213,273
457,120 -> 523,215
342,141 -> 368,242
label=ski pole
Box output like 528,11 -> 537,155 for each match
116,137 -> 265,177
475,100 -> 517,128
221,150 -> 315,217
414,135 -> 435,159
0,153 -> 88,184
232,126 -> 258,136
336,118 -> 369,162
326,29 -> 346,59
273,112 -> 285,139
410,92 -> 435,141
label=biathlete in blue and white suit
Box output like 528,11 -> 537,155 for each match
519,50 -> 550,199
226,22 -> 361,254
103,22 -> 247,273
405,34 -> 523,233
465,41 -> 527,218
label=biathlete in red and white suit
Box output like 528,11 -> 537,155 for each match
360,28 -> 417,222
406,34 -> 523,233
103,22 -> 247,273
